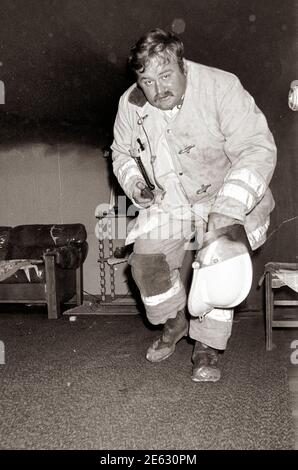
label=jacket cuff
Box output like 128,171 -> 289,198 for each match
210,195 -> 247,222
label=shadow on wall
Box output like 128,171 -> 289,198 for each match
0,0 -> 296,150
0,24 -> 132,148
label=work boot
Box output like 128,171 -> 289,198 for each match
191,341 -> 221,382
146,309 -> 189,363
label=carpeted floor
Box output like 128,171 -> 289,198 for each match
0,310 -> 295,450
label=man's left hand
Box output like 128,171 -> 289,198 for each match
207,213 -> 239,232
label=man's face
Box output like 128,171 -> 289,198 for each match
136,55 -> 187,110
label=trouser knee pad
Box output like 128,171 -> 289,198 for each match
128,252 -> 172,297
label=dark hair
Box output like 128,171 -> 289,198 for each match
128,28 -> 185,74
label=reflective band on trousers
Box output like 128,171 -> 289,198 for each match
142,277 -> 182,306
207,308 -> 233,322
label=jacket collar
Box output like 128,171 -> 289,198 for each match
128,85 -> 147,107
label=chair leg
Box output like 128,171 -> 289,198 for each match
265,271 -> 274,350
76,265 -> 83,305
44,253 -> 60,319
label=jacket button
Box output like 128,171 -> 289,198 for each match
167,129 -> 171,133
179,172 -> 183,176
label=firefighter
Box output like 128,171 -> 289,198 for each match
110,28 -> 276,381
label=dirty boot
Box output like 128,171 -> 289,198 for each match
146,309 -> 189,363
191,341 -> 221,382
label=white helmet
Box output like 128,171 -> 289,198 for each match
188,224 -> 253,317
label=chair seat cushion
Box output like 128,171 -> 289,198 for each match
0,259 -> 45,283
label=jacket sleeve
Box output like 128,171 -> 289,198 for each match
111,94 -> 143,202
210,75 -> 277,222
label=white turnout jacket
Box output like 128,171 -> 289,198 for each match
111,60 -> 277,249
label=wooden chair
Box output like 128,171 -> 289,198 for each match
262,262 -> 298,350
0,224 -> 88,319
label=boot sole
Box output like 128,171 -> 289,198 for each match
146,348 -> 175,363
146,328 -> 188,363
191,367 -> 221,382
191,374 -> 220,383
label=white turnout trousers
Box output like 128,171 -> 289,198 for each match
129,215 -> 233,350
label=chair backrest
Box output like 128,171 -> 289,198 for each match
1,224 -> 87,260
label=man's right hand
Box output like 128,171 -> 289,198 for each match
132,180 -> 155,208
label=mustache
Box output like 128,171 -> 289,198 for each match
154,91 -> 173,101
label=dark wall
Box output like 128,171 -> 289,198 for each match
0,0 -> 297,308
0,1 -> 297,137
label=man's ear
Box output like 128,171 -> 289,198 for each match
182,58 -> 187,76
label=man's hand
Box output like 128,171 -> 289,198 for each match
132,180 -> 155,208
207,212 -> 239,232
